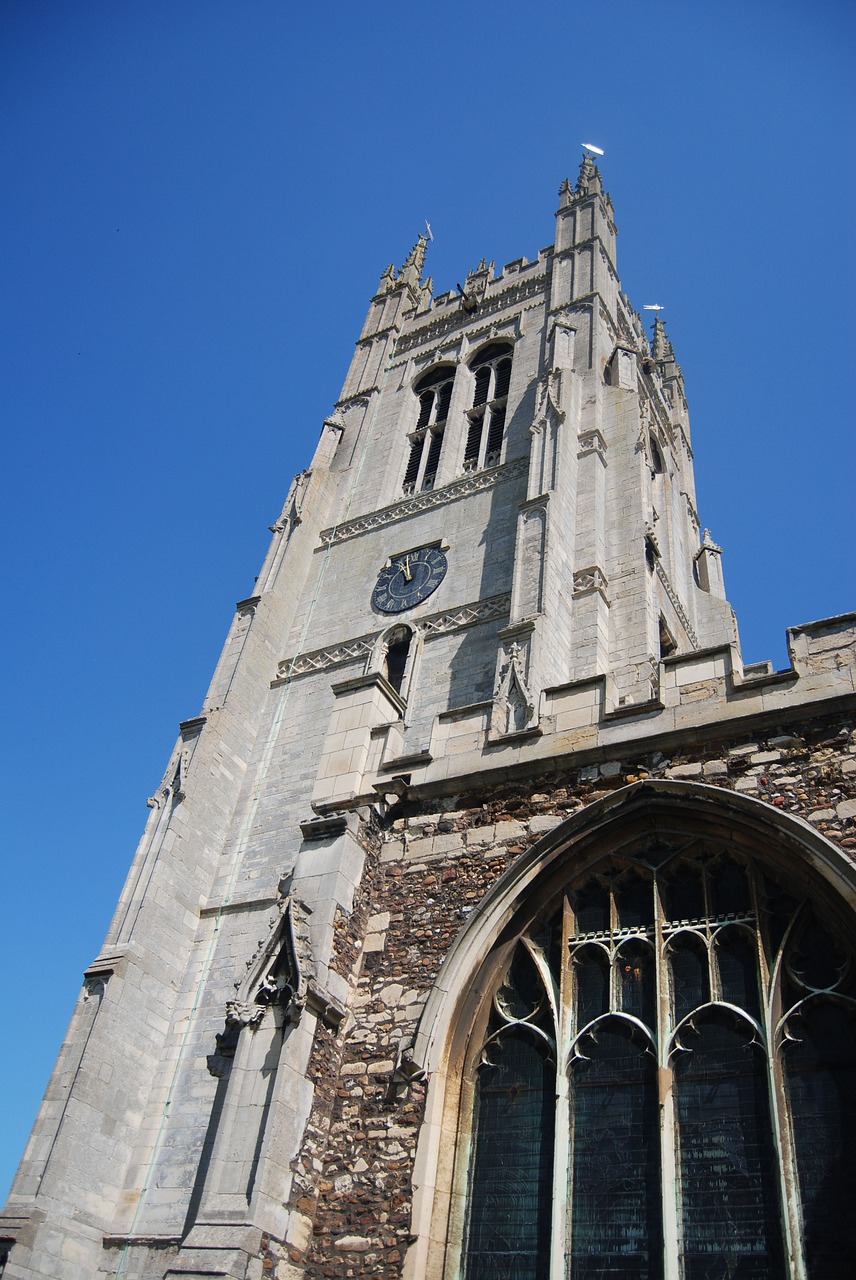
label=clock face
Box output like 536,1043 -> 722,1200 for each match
371,546 -> 447,614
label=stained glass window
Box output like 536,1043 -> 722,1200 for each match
462,842 -> 856,1280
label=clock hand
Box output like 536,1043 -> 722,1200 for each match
401,555 -> 412,582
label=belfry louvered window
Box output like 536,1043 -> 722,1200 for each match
463,343 -> 512,472
403,366 -> 454,494
462,840 -> 856,1279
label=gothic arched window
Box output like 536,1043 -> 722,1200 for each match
381,624 -> 413,697
463,343 -> 513,472
460,841 -> 856,1280
403,366 -> 455,493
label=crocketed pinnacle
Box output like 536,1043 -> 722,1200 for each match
399,233 -> 429,283
576,152 -> 602,195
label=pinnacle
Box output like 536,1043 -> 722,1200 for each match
576,152 -> 601,195
399,232 -> 429,282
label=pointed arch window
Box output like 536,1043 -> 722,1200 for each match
381,624 -> 413,697
403,366 -> 454,494
459,842 -> 856,1279
464,343 -> 513,472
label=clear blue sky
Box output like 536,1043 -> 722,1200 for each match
2,0 -> 854,1201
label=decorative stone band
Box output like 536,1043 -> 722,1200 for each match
655,559 -> 701,650
274,592 -> 512,684
319,456 -> 528,547
419,592 -> 511,638
395,271 -> 547,354
275,634 -> 377,682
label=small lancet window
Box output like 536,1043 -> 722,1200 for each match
403,366 -> 455,494
463,343 -> 513,472
658,615 -> 677,658
382,625 -> 413,696
650,436 -> 665,475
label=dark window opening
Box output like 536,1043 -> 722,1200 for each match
402,438 -> 422,489
658,615 -> 677,658
404,367 -> 455,492
422,430 -> 443,489
650,437 -> 665,474
464,343 -> 513,472
383,627 -> 412,696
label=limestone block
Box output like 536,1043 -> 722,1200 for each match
836,799 -> 856,821
529,815 -> 562,834
666,762 -> 703,779
495,820 -> 527,841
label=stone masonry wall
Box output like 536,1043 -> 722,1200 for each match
268,712 -> 856,1279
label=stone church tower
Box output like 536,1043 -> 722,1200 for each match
3,159 -> 855,1280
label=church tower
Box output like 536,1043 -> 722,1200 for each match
3,161 -> 855,1280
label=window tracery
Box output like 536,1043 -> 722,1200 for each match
403,366 -> 454,494
461,841 -> 856,1279
464,343 -> 513,472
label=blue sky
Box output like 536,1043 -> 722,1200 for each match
2,0 -> 854,1201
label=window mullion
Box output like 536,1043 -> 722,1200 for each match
551,896 -> 574,1279
655,877 -> 681,1280
758,863 -> 806,1280
475,367 -> 494,470
413,429 -> 432,492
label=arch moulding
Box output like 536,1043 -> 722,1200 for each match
402,778 -> 856,1280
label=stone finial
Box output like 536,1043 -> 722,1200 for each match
652,316 -> 667,360
558,177 -> 574,208
398,233 -> 429,284
377,262 -> 395,294
576,153 -> 602,196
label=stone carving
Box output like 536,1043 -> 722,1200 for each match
577,429 -> 607,461
276,635 -> 378,681
396,271 -> 546,354
534,370 -> 564,426
419,593 -> 511,638
319,457 -> 527,546
683,490 -> 700,531
270,468 -> 312,534
208,898 -> 310,1076
654,560 -> 700,650
276,594 -> 512,683
573,565 -> 609,598
491,641 -> 536,736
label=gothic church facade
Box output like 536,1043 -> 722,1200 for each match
3,159 -> 856,1280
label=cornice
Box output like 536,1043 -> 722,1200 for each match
396,272 -> 547,354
